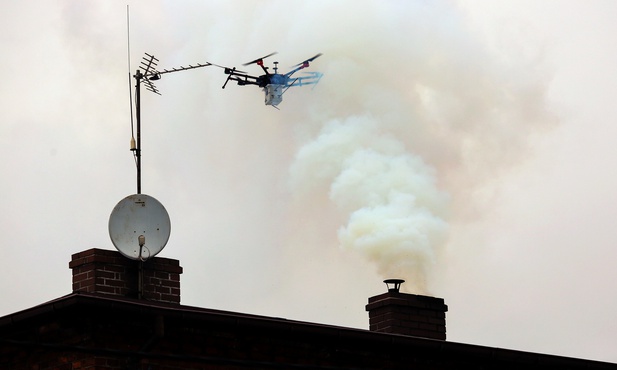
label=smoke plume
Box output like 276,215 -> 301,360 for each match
286,1 -> 553,293
290,116 -> 448,293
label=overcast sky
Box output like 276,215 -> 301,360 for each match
2,0 -> 617,364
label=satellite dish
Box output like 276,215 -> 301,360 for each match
109,194 -> 171,261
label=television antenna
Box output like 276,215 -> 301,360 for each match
109,53 -> 212,263
130,53 -> 212,194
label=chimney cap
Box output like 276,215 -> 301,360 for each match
383,279 -> 405,293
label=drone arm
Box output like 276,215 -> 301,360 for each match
285,65 -> 304,78
285,72 -> 323,88
220,67 -> 261,88
229,77 -> 260,87
282,78 -> 298,95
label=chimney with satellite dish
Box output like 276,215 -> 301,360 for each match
366,279 -> 448,340
69,248 -> 182,304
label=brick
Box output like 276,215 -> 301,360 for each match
103,279 -> 127,288
96,270 -> 116,279
154,271 -> 170,280
102,265 -> 127,273
154,285 -> 171,294
161,279 -> 180,288
79,277 -> 95,288
72,271 -> 89,283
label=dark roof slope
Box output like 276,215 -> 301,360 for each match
0,292 -> 615,369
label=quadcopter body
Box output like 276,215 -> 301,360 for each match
218,52 -> 323,107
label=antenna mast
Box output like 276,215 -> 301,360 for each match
130,53 -> 212,194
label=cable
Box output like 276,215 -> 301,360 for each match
127,5 -> 136,153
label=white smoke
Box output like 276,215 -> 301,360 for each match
285,1 -> 553,293
290,116 -> 448,293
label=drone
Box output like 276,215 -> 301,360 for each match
214,52 -> 323,108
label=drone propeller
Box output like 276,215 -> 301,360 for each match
292,53 -> 323,68
243,52 -> 278,66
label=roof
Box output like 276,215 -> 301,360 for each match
1,292 -> 616,369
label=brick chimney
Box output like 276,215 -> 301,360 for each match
69,248 -> 183,304
366,279 -> 448,340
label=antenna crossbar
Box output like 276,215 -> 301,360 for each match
137,53 -> 213,96
140,53 -> 159,74
143,80 -> 161,95
149,62 -> 213,78
138,53 -> 162,95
